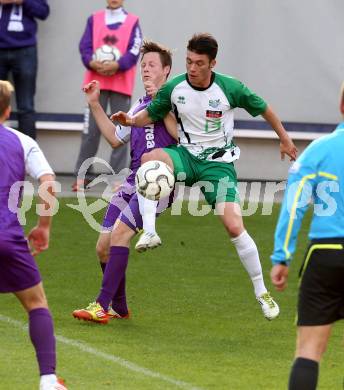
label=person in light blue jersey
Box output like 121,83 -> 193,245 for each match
270,85 -> 344,390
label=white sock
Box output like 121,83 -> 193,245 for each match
231,230 -> 267,297
40,374 -> 57,389
137,192 -> 158,234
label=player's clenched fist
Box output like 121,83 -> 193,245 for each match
111,111 -> 134,126
83,80 -> 100,104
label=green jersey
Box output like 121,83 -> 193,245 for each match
146,72 -> 267,161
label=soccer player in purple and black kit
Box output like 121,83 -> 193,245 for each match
72,41 -> 177,323
0,81 -> 67,389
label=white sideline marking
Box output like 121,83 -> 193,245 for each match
0,314 -> 203,390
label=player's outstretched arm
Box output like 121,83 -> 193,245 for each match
163,112 -> 178,141
261,105 -> 298,161
28,174 -> 56,256
111,109 -> 152,128
83,80 -> 101,103
84,80 -> 121,148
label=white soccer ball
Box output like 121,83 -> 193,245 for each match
135,160 -> 175,201
92,44 -> 121,63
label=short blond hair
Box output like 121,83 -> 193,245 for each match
0,80 -> 14,117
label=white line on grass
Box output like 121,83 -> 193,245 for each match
0,314 -> 204,390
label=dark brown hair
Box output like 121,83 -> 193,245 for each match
140,40 -> 172,69
187,33 -> 218,61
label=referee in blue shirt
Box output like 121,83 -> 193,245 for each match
270,84 -> 344,390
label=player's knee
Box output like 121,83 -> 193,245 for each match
96,241 -> 109,262
141,149 -> 163,164
225,222 -> 244,238
111,222 -> 134,246
141,151 -> 153,164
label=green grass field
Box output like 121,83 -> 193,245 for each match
0,198 -> 343,389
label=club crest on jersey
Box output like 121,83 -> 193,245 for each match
209,99 -> 220,108
206,110 -> 222,118
177,96 -> 186,104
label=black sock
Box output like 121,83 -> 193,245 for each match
100,262 -> 106,274
288,357 -> 319,390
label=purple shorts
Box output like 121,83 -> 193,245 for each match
0,233 -> 41,293
102,183 -> 173,232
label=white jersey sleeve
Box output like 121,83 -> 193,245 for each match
115,124 -> 131,144
114,98 -> 141,144
7,127 -> 54,179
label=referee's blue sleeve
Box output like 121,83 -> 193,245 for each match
271,163 -> 316,265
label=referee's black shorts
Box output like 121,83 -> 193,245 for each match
297,238 -> 344,326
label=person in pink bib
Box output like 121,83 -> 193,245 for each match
73,0 -> 142,191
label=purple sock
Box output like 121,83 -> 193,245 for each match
100,257 -> 127,314
112,275 -> 128,316
100,262 -> 107,274
29,308 -> 56,375
97,246 -> 129,312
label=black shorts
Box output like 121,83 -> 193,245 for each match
297,239 -> 344,326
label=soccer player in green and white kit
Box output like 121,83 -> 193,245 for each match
112,33 -> 298,320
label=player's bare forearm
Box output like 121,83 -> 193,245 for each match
89,101 -> 121,148
111,109 -> 153,127
28,174 -> 55,255
37,174 -> 56,229
262,105 -> 290,142
262,105 -> 298,161
163,112 -> 178,141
